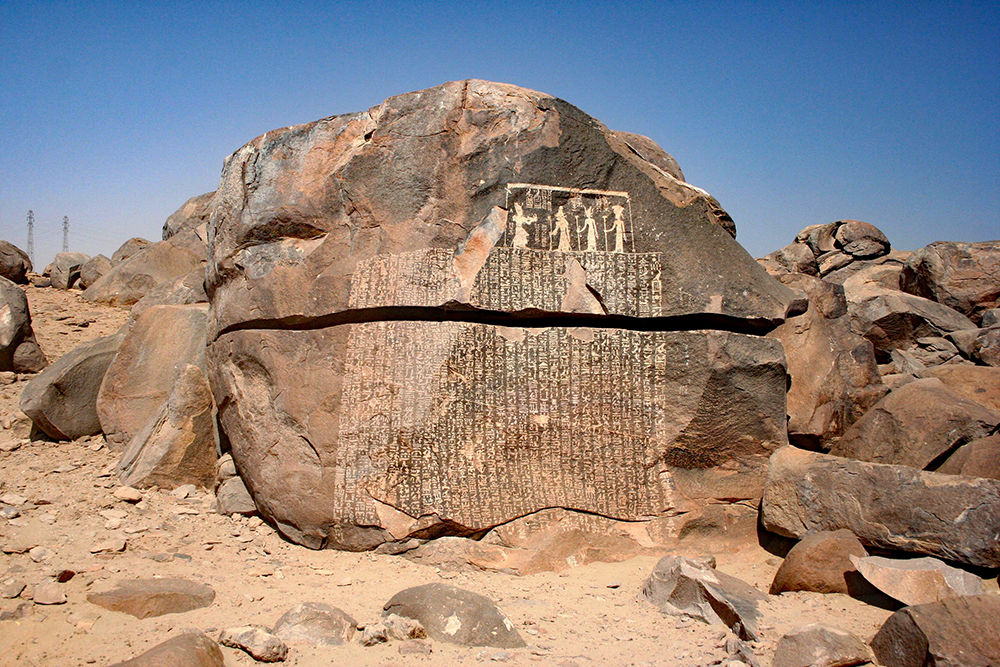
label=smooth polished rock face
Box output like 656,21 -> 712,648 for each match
206,80 -> 798,550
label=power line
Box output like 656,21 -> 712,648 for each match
26,211 -> 35,264
62,216 -> 69,252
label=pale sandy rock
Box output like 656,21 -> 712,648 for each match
850,555 -> 983,606
219,625 -> 287,662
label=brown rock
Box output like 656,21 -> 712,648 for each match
833,219 -> 890,259
116,363 -> 218,490
111,237 -> 152,265
795,223 -> 838,257
772,624 -> 872,667
383,583 -> 524,648
97,304 -> 209,451
49,251 -> 89,290
925,363 -> 1000,411
109,632 -> 224,667
20,331 -> 123,440
612,130 -> 685,181
0,276 -> 46,373
0,241 -> 31,283
765,243 -> 818,276
762,446 -> 1000,567
900,240 -> 1000,323
214,475 -> 257,516
971,325 -> 1000,366
32,581 -> 67,605
825,250 -> 909,289
127,269 -> 207,324
83,231 -> 206,307
272,602 -> 357,646
938,434 -> 1000,479
851,555 -> 983,606
830,378 -> 999,469
218,625 -> 287,662
163,192 -> 215,240
87,578 -> 215,618
770,530 -> 867,595
817,250 -> 853,276
79,254 -> 113,289
870,595 -> 1000,667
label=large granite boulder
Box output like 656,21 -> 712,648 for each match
900,240 -> 1000,324
83,231 -> 206,307
205,80 -> 801,550
111,237 -> 152,264
767,273 -> 887,449
162,191 -> 215,240
127,268 -> 208,324
762,446 -> 1000,568
830,378 -> 1000,470
97,304 -> 210,451
78,254 -> 113,289
50,251 -> 90,290
0,277 -> 46,373
19,331 -> 123,440
0,241 -> 32,283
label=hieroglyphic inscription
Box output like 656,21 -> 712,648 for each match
336,321 -> 706,527
504,184 -> 635,253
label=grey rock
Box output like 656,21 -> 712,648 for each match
272,602 -> 357,646
772,624 -> 872,667
850,555 -> 984,606
20,331 -> 124,440
834,219 -> 890,259
640,555 -> 765,641
49,251 -> 89,290
219,625 -> 287,662
383,583 -> 524,648
215,476 -> 256,516
109,632 -> 224,667
0,241 -> 31,283
971,326 -> 1000,366
111,237 -> 152,265
0,277 -> 46,373
762,446 -> 1000,568
163,192 -> 215,240
84,232 -> 206,307
86,578 -> 215,618
982,308 -> 1000,327
79,254 -> 113,289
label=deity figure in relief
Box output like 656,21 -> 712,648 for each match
578,206 -> 598,252
511,203 -> 536,248
550,205 -> 572,251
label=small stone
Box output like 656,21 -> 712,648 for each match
171,484 -> 197,499
219,625 -> 288,662
398,639 -> 432,655
0,505 -> 20,519
114,487 -> 143,503
91,538 -> 126,554
0,601 -> 32,621
88,578 -> 215,619
384,613 -> 427,640
337,577 -> 352,587
606,582 -> 622,589
0,441 -> 20,453
33,581 -> 67,605
28,546 -> 53,562
0,493 -> 27,506
361,622 -> 389,646
1,581 -> 26,598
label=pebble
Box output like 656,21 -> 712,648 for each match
0,440 -> 21,452
90,538 -> 126,554
1,580 -> 26,598
113,487 -> 143,503
29,546 -> 54,562
170,484 -> 197,499
399,640 -> 433,655
0,493 -> 27,506
0,505 -> 20,519
33,581 -> 67,605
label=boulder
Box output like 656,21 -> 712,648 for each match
0,241 -> 31,283
925,363 -> 1000,411
109,632 -> 224,667
111,237 -> 152,265
97,304 -> 209,451
824,251 -> 909,289
817,250 -> 853,276
833,219 -> 890,258
844,282 -> 977,360
937,434 -> 1000,479
206,80 -> 801,551
360,613 -> 427,645
86,578 -> 215,618
78,254 -> 113,289
850,555 -> 983,606
765,243 -> 818,275
641,555 -> 766,641
769,530 -> 867,595
163,191 -> 215,240
0,277 -> 46,373
795,223 -> 839,257
383,583 -> 524,648
218,626 -> 287,662
127,269 -> 207,324
272,602 -> 357,646
982,307 -> 1000,327
870,595 -> 1000,667
19,331 -> 123,440
83,231 -> 206,307
214,475 -> 257,515
116,363 -> 218,490
612,130 -> 685,182
761,446 -> 1000,567
768,273 -> 887,448
49,251 -> 89,290
771,624 -> 872,667
971,326 -> 1000,366
900,240 -> 1000,323
830,378 -> 999,469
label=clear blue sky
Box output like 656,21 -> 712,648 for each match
1,1 -> 997,268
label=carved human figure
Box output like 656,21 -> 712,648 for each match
550,205 -> 572,251
578,206 -> 598,252
511,202 -> 536,248
605,204 -> 627,253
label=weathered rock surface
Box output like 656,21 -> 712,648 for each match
765,243 -> 818,276
214,475 -> 257,515
79,254 -> 113,289
938,434 -> 1000,479
109,632 -> 224,667
762,446 -> 1000,567
0,241 -> 31,283
925,363 -> 1000,411
850,555 -> 983,606
982,307 -> 1000,326
272,602 -> 357,646
111,237 -> 152,265
219,625 -> 287,662
87,578 -> 215,618
771,624 -> 872,667
0,277 -> 46,373
50,251 -> 89,290
97,304 -> 209,451
830,378 -> 1000,469
128,269 -> 208,324
163,191 -> 215,240
970,325 -> 1000,366
84,231 -> 206,307
768,274 -> 886,448
361,613 -> 427,645
641,555 -> 765,641
20,331 -> 123,440
870,595 -> 1000,667
116,363 -> 218,490
383,583 -> 524,648
900,240 -> 1000,323
770,530 -> 867,595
